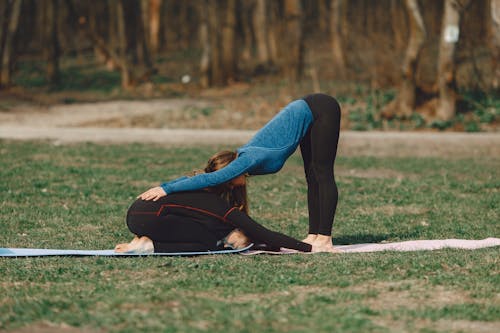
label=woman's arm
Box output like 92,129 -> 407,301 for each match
226,209 -> 312,252
160,155 -> 253,194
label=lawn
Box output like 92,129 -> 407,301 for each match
0,140 -> 499,332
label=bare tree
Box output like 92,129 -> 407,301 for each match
390,0 -> 407,51
0,2 -> 7,56
199,0 -> 210,88
318,0 -> 329,34
490,0 -> 500,90
44,0 -> 60,85
148,0 -> 162,57
267,0 -> 280,65
436,0 -> 471,121
200,0 -> 237,87
221,0 -> 237,83
283,0 -> 304,82
253,0 -> 269,67
382,0 -> 426,118
239,0 -> 254,62
330,0 -> 346,77
116,0 -> 133,88
0,0 -> 22,87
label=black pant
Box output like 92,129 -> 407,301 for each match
301,94 -> 341,236
126,198 -> 230,252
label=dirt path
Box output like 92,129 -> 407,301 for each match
1,98 -> 499,157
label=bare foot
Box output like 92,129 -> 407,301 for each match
114,235 -> 140,253
115,236 -> 154,254
302,234 -> 318,245
310,235 -> 342,253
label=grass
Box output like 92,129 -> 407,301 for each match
0,140 -> 499,332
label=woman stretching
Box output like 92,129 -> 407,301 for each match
139,93 -> 341,253
115,151 -> 312,253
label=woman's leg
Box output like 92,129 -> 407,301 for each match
299,126 -> 320,240
301,94 -> 341,248
123,199 -> 221,252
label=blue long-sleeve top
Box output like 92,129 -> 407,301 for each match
160,99 -> 313,194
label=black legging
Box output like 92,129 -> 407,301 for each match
301,94 -> 341,236
126,198 -> 231,252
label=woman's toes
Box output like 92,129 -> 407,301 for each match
114,243 -> 129,253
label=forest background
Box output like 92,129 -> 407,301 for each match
0,0 -> 499,132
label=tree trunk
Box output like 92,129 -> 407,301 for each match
330,0 -> 346,77
283,0 -> 304,82
253,0 -> 269,66
135,1 -> 152,69
318,0 -> 329,34
178,1 -> 189,49
107,0 -> 119,70
239,0 -> 254,62
267,0 -> 280,65
383,0 -> 426,119
199,0 -> 210,88
207,0 -> 221,85
1,0 -> 22,87
436,0 -> 469,121
391,0 -> 407,51
45,0 -> 60,85
0,2 -> 7,55
0,0 -> 11,87
489,0 -> 500,90
220,0 -> 237,84
202,0 -> 237,87
116,0 -> 133,88
149,0 -> 161,57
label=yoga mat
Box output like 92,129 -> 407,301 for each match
242,238 -> 500,255
0,244 -> 254,257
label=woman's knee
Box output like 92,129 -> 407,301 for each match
311,164 -> 334,183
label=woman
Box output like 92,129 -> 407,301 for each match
115,151 -> 313,253
139,93 -> 341,253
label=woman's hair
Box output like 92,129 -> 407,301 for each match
203,150 -> 249,214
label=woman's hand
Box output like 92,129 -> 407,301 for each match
138,186 -> 167,201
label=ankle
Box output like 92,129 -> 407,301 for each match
314,235 -> 333,245
303,234 -> 318,244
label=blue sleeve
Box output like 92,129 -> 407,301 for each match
160,155 -> 254,194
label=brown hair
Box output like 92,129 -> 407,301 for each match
204,150 -> 249,214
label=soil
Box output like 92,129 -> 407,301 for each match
0,97 -> 499,158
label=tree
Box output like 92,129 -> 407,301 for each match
0,0 -> 22,87
490,0 -> 500,90
220,0 -> 237,83
330,0 -> 346,77
148,0 -> 162,58
199,0 -> 237,87
253,0 -> 270,67
199,0 -> 210,88
436,0 -> 471,121
382,0 -> 426,119
283,0 -> 304,82
43,0 -> 60,85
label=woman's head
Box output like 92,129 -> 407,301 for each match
204,150 -> 249,213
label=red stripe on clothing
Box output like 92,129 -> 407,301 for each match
223,207 -> 239,219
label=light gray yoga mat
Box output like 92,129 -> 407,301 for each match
0,244 -> 254,257
242,238 -> 500,255
2,238 -> 499,257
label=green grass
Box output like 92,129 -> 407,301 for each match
1,140 -> 499,332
